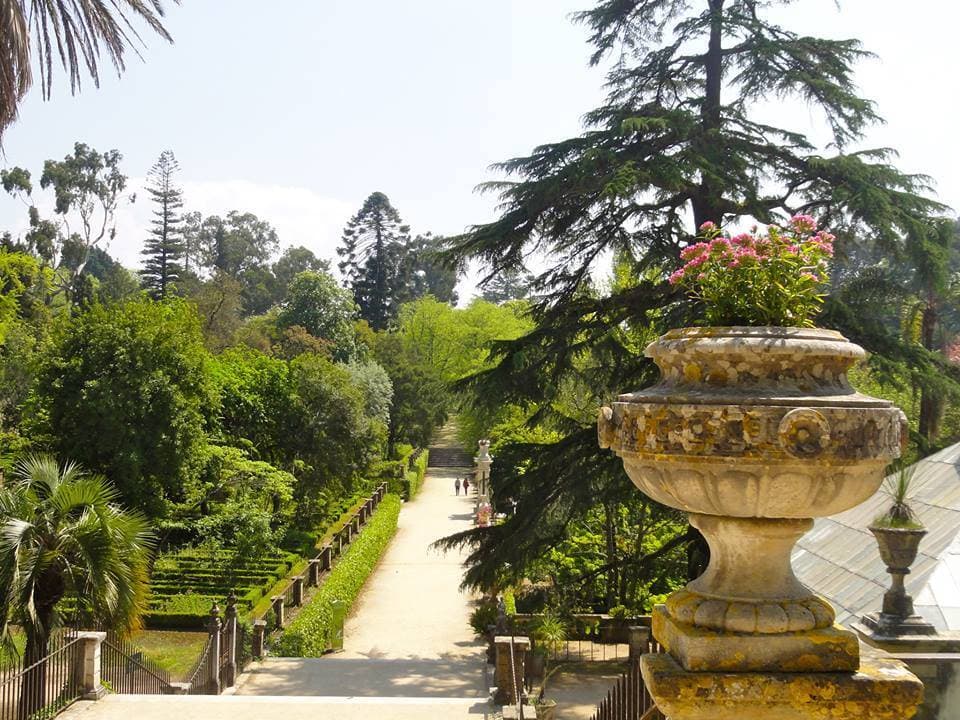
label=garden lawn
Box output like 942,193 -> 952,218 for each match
129,630 -> 209,680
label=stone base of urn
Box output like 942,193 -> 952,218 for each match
652,605 -> 860,673
641,645 -> 923,720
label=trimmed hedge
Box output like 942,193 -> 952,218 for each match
144,549 -> 298,628
404,449 -> 429,500
273,494 -> 402,656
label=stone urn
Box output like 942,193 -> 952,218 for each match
864,525 -> 936,635
598,326 -> 908,675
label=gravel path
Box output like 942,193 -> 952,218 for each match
235,457 -> 489,700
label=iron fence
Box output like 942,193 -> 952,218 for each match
101,632 -> 176,695
548,640 -> 631,663
0,631 -> 82,720
589,657 -> 664,720
185,636 -> 216,695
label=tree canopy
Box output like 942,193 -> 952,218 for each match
439,0 -> 959,604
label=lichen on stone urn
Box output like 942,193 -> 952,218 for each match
599,326 -> 908,670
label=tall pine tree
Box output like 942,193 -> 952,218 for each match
337,192 -> 411,330
437,0 -> 959,594
141,150 -> 184,299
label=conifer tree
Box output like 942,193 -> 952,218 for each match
141,150 -> 184,299
337,192 -> 411,330
438,0 -> 959,593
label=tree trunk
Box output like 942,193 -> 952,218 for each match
691,0 -> 727,229
918,301 -> 944,443
19,622 -> 51,719
604,502 -> 618,609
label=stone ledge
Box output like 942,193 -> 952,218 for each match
641,648 -> 923,720
653,605 -> 860,672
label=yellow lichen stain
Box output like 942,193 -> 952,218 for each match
683,363 -> 701,382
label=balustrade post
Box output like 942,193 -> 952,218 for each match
252,620 -> 267,659
308,558 -> 321,586
493,635 -> 530,706
72,631 -> 107,700
207,603 -> 222,695
292,576 -> 305,606
271,595 -> 285,630
224,592 -> 238,688
321,544 -> 333,571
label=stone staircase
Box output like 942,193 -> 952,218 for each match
427,446 -> 474,468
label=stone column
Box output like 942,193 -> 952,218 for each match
223,593 -> 238,688
308,559 -> 321,587
271,595 -> 285,630
493,636 -> 530,706
475,439 -> 493,499
627,625 -> 651,661
252,620 -> 267,658
72,631 -> 107,700
351,514 -> 361,535
321,544 -> 333,571
207,603 -> 221,695
292,576 -> 304,606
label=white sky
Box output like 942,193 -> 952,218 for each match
0,1 -> 957,300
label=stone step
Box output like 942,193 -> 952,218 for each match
59,694 -> 491,720
427,447 -> 474,468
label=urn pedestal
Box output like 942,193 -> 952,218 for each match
598,327 -> 923,719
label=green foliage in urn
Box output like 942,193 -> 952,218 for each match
873,464 -> 924,530
670,215 -> 835,327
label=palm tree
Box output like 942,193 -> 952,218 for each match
0,455 -> 153,715
0,1 -> 179,138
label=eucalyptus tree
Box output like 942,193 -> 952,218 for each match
438,0 -> 957,596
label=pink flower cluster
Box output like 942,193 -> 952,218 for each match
669,216 -> 834,286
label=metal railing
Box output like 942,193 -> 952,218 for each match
101,632 -> 177,695
0,631 -> 82,720
589,656 -> 664,720
548,639 -> 631,663
184,637 -> 216,695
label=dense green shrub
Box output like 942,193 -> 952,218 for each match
469,602 -> 498,637
409,449 -> 428,499
274,494 -> 401,656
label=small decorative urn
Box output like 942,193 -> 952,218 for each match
598,326 -> 908,673
862,525 -> 936,635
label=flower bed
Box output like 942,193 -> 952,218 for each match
273,494 -> 402,656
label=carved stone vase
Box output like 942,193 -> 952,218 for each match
863,525 -> 936,635
599,327 -> 922,719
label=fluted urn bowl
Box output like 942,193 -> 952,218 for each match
599,327 -> 907,669
599,327 -> 905,518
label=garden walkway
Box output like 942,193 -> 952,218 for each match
61,429 -> 491,719
231,426 -> 489,712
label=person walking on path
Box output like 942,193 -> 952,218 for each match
463,477 -> 470,494
455,477 -> 461,495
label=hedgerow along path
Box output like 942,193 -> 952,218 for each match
232,427 -> 490,712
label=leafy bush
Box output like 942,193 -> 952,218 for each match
469,602 -> 498,637
274,494 -> 401,656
